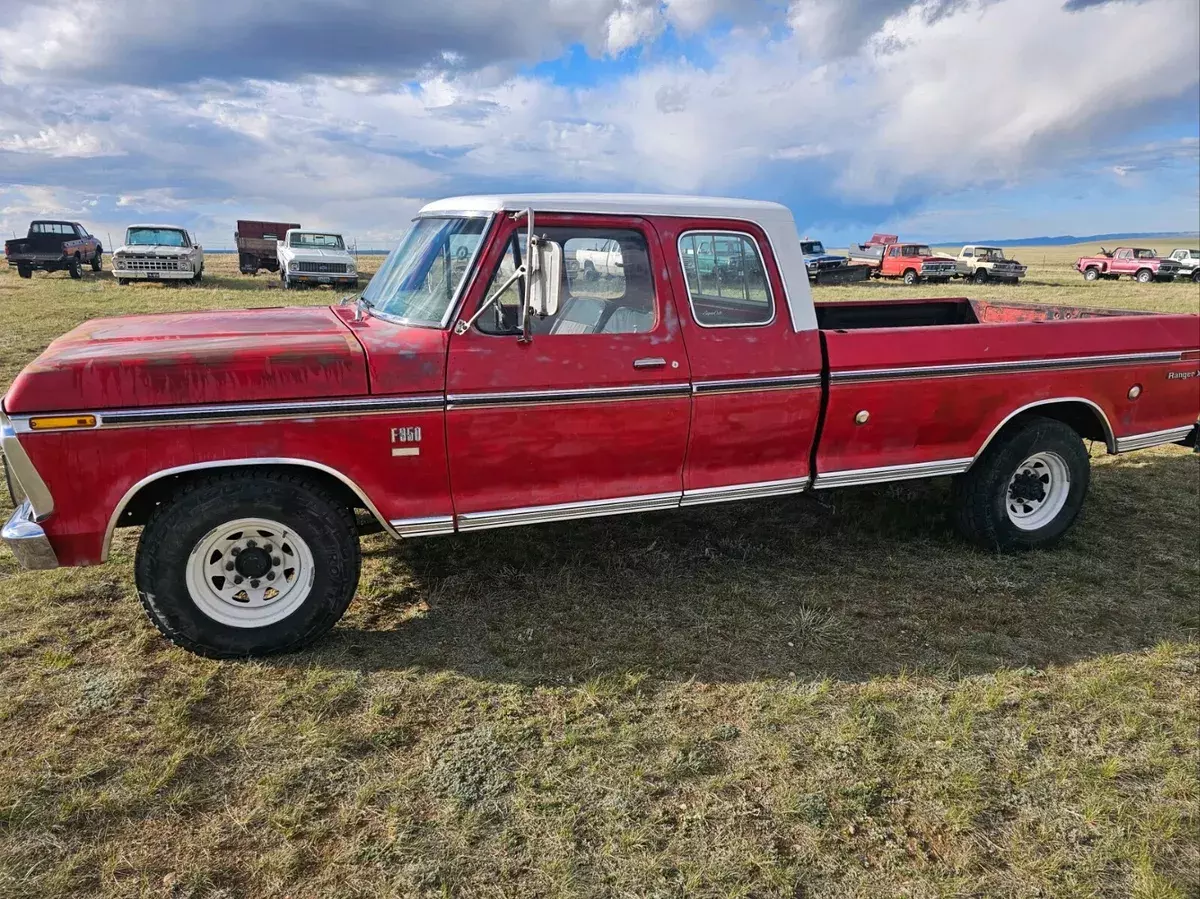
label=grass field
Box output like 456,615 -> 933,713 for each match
0,243 -> 1198,898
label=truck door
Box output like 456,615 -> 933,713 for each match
668,221 -> 823,500
445,214 -> 692,527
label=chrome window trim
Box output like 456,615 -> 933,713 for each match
1114,424 -> 1195,453
102,458 -> 398,562
0,403 -> 54,520
446,383 -> 691,410
813,457 -> 974,490
831,350 -> 1184,383
692,374 -> 821,395
677,229 -> 776,330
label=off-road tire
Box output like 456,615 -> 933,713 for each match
68,256 -> 82,279
903,269 -> 919,285
951,416 -> 1090,552
1135,268 -> 1153,283
91,250 -> 103,272
135,471 -> 361,659
17,264 -> 31,279
1083,268 -> 1099,282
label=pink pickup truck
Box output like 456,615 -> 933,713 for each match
1076,247 -> 1183,283
3,194 -> 1198,659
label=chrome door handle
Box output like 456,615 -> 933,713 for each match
633,357 -> 666,370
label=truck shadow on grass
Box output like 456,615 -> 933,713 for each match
304,450 -> 1198,685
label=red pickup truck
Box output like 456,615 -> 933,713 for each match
1076,247 -> 1183,283
848,234 -> 958,284
3,194 -> 1198,659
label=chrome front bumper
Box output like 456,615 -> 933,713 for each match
2,501 -> 58,570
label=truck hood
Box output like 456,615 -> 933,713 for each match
4,306 -> 369,414
114,244 -> 192,256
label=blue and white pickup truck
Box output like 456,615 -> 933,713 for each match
800,239 -> 870,285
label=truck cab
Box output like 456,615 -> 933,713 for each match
276,230 -> 358,290
3,194 -> 1197,659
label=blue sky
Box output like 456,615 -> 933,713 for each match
1,0 -> 1197,250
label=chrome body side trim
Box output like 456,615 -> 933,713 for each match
390,515 -> 456,538
102,457 -> 398,561
2,501 -> 59,570
813,457 -> 974,490
456,492 -> 680,532
446,383 -> 691,409
0,404 -> 54,519
974,397 -> 1117,456
831,350 -> 1183,384
692,374 -> 821,395
1114,424 -> 1196,453
680,476 -> 809,506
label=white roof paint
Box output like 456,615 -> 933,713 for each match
126,223 -> 188,231
416,193 -> 817,332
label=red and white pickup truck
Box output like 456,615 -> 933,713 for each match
3,194 -> 1198,658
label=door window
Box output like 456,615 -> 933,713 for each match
678,231 -> 773,328
477,227 -> 657,336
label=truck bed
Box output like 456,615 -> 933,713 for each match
814,297 -> 1148,330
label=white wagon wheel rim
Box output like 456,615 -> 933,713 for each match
185,517 -> 315,628
1005,452 -> 1071,531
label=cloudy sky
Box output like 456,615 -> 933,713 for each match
1,0 -> 1197,249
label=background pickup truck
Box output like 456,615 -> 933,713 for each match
1076,247 -> 1183,283
955,245 -> 1028,284
111,224 -> 204,284
4,221 -> 103,279
2,194 -> 1197,660
800,239 -> 871,285
848,234 -> 957,284
277,229 -> 358,290
235,219 -> 301,274
1166,248 -> 1200,282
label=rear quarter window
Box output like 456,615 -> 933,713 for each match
678,231 -> 773,328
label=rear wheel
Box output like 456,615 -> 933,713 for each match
903,269 -> 919,285
1082,267 -> 1099,281
68,256 -> 82,279
952,417 -> 1090,552
17,264 -> 32,279
135,471 -> 360,658
1135,268 -> 1153,283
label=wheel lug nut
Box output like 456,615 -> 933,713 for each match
272,556 -> 281,566
247,539 -> 257,548
231,547 -> 240,556
225,561 -> 234,571
250,579 -> 260,588
234,576 -> 243,584
266,572 -> 275,581
263,544 -> 272,552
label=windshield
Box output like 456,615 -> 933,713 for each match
127,228 -> 186,247
290,232 -> 344,249
979,248 -> 1005,261
801,241 -> 826,255
362,216 -> 488,325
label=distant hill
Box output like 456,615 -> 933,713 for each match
946,232 -> 1199,248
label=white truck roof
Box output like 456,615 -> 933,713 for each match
416,193 -> 816,332
127,223 -> 187,231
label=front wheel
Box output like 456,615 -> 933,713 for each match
951,417 -> 1090,552
974,269 -> 988,284
135,471 -> 361,658
193,266 -> 203,283
1192,270 -> 1200,283
1082,268 -> 1099,282
902,269 -> 919,285
117,278 -> 129,286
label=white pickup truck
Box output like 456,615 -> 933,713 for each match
955,245 -> 1028,285
111,225 -> 204,284
1167,248 -> 1200,282
277,230 -> 358,290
